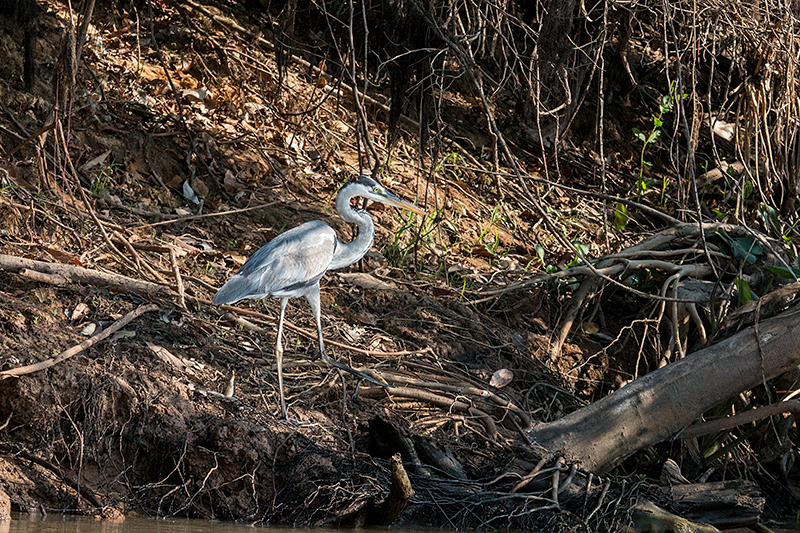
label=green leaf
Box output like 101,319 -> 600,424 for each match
738,237 -> 762,264
765,265 -> 800,279
613,202 -> 629,231
735,277 -> 758,307
653,116 -> 663,128
573,241 -> 590,258
760,203 -> 780,232
647,130 -> 662,144
534,243 -> 545,265
567,242 -> 589,267
718,229 -> 763,264
632,128 -> 646,142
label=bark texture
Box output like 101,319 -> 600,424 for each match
528,306 -> 800,473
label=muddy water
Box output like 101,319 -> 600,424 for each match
2,517 -> 284,533
4,516 -> 800,533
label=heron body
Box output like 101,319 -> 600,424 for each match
213,220 -> 338,303
213,175 -> 423,420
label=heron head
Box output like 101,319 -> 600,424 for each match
345,175 -> 425,214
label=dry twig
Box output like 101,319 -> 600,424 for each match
0,303 -> 158,379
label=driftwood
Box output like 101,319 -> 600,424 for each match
660,480 -> 764,529
528,304 -> 800,474
366,453 -> 415,525
0,254 -> 174,298
630,500 -> 720,533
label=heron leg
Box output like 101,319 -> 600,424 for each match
305,286 -> 393,389
275,297 -> 289,420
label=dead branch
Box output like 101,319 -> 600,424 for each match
678,399 -> 800,440
130,200 -> 284,229
360,385 -> 498,441
511,452 -> 554,493
0,303 -> 158,379
211,300 -> 431,357
0,254 -> 175,299
170,247 -> 187,310
365,453 -> 414,525
18,268 -> 67,285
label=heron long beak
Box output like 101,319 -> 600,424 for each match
381,191 -> 426,215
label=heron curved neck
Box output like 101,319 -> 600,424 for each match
328,187 -> 375,270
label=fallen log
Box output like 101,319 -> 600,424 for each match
528,304 -> 800,474
0,254 -> 174,299
660,480 -> 764,529
630,500 -> 720,533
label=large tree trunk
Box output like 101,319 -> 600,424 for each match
528,305 -> 800,474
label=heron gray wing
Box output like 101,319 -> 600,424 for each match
213,220 -> 338,305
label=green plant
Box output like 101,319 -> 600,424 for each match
91,165 -> 116,196
765,265 -> 800,279
613,202 -> 628,231
717,228 -> 764,307
734,277 -> 757,306
717,228 -> 762,266
436,152 -> 467,181
759,203 -> 800,246
632,81 -> 687,200
458,277 -> 468,302
474,203 -> 506,257
386,207 -> 438,268
699,398 -> 758,463
568,241 -> 590,267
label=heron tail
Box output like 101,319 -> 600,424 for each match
213,275 -> 262,305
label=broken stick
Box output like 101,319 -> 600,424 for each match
0,303 -> 159,380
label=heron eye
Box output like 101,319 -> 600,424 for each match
373,186 -> 381,193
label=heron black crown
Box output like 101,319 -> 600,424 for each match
351,175 -> 379,187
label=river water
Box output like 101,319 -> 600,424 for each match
3,516 -> 276,533
3,514 -> 800,533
